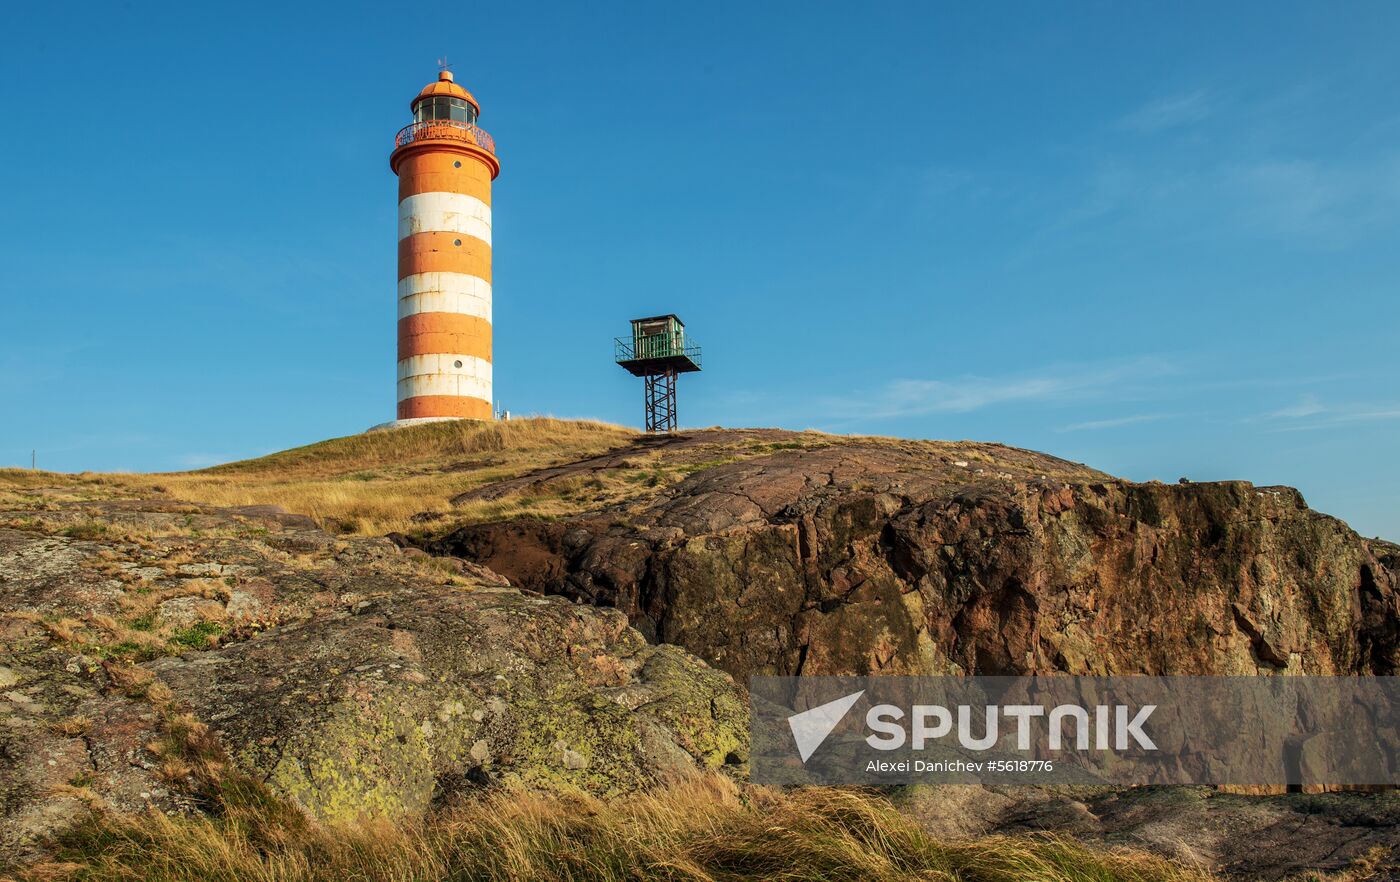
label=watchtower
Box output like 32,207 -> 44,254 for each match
614,315 -> 701,433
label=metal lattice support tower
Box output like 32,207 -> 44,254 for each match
643,368 -> 678,433
615,314 -> 699,434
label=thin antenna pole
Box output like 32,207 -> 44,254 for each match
32,449 -> 36,470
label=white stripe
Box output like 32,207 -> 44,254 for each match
398,192 -> 492,245
397,353 -> 492,381
397,273 -> 492,322
397,374 -> 492,402
396,354 -> 493,402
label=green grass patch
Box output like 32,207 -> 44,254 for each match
170,621 -> 223,650
126,611 -> 158,632
90,639 -> 161,662
61,521 -> 109,540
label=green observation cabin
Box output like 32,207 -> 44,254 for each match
614,314 -> 702,375
614,315 -> 702,433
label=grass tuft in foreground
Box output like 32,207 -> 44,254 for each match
24,774 -> 1210,882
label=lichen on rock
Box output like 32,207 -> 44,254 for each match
0,493 -> 748,857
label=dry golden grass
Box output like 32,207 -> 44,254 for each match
120,418 -> 638,536
2,421 -> 1103,546
146,711 -> 226,786
0,472 -> 134,509
1282,846 -> 1400,881
1,419 -> 638,537
21,773 -> 1214,882
47,717 -> 92,738
1,420 -> 849,538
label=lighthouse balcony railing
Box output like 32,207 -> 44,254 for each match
393,120 -> 496,154
615,336 -> 702,369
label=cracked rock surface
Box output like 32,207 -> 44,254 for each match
0,496 -> 746,862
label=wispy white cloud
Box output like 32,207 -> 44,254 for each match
1265,395 -> 1327,419
1055,413 -> 1170,433
1270,407 -> 1400,431
1016,78 -> 1400,249
1225,156 -> 1400,242
1257,394 -> 1400,431
1118,90 -> 1212,133
1032,152 -> 1400,250
824,358 -> 1178,421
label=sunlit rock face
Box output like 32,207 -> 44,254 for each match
424,429 -> 1399,681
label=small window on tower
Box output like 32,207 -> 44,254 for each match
454,161 -> 461,168
453,360 -> 464,369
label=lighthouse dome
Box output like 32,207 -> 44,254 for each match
411,71 -> 480,117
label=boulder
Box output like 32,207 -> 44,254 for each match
0,497 -> 746,860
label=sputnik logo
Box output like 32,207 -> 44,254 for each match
787,690 -> 865,762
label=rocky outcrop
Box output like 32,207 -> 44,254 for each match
424,430 -> 1400,682
0,496 -> 745,861
4,426 -> 1399,880
906,784 -> 1400,879
148,583 -> 745,820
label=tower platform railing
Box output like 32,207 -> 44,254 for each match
614,336 -> 702,369
393,120 -> 496,154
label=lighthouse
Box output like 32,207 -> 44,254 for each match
389,70 -> 500,423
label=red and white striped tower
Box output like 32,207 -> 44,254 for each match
389,70 -> 500,423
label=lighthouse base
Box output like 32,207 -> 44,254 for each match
365,416 -> 490,433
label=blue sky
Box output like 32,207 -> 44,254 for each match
2,1 -> 1398,539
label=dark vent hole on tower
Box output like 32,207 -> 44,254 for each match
453,161 -> 462,168
454,360 -> 463,368
454,239 -> 462,246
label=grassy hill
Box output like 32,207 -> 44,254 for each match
5,418 -> 971,537
2,419 -> 635,536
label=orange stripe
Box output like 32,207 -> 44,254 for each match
397,152 -> 493,204
398,395 -> 492,420
397,313 -> 492,361
397,232 -> 492,282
